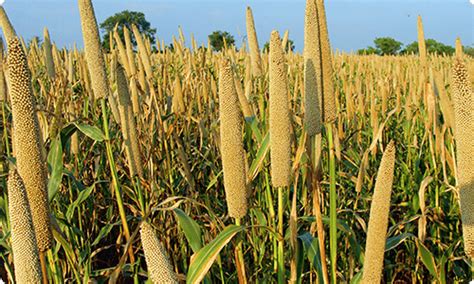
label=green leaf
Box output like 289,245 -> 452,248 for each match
385,233 -> 414,252
187,225 -> 245,284
298,232 -> 323,284
248,132 -> 269,182
416,239 -> 438,279
48,136 -> 63,201
173,208 -> 202,253
73,123 -> 105,142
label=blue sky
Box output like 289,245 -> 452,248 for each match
1,0 -> 473,52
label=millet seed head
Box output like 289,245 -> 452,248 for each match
451,58 -> 474,257
78,0 -> 109,99
140,222 -> 178,284
7,37 -> 52,251
269,31 -> 292,187
7,169 -> 43,283
219,58 -> 248,219
362,141 -> 396,284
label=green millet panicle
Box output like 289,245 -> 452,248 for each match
316,0 -> 336,123
140,222 -> 178,284
303,0 -> 322,135
7,170 -> 43,283
451,59 -> 474,257
0,6 -> 17,44
362,141 -> 396,284
246,6 -> 262,77
78,0 -> 109,99
219,59 -> 248,219
116,64 -> 143,178
43,28 -> 56,79
269,31 -> 292,187
7,37 -> 52,251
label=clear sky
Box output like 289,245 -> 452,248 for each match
1,0 -> 473,52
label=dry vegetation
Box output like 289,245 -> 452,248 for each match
0,0 -> 473,283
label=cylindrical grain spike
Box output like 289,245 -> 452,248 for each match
172,76 -> 185,114
0,6 -> 17,44
219,59 -> 248,219
246,7 -> 262,77
132,24 -> 153,79
0,38 -> 6,102
234,75 -> 253,118
78,0 -> 109,99
140,222 -> 178,284
123,26 -> 137,76
451,59 -> 474,257
269,31 -> 292,187
362,141 -> 396,284
7,170 -> 43,283
455,37 -> 463,59
113,27 -> 131,76
281,30 -> 289,52
317,0 -> 336,123
417,15 -> 427,68
7,38 -> 52,251
43,28 -> 56,79
303,0 -> 322,135
116,64 -> 143,178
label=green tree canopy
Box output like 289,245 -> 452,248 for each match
208,31 -> 235,51
100,10 -> 156,51
263,39 -> 295,53
357,37 -> 402,55
401,39 -> 455,55
373,37 -> 403,55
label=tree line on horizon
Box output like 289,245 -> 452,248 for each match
25,10 -> 473,57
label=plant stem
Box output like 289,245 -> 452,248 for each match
100,98 -> 135,264
235,218 -> 247,284
39,251 -> 48,284
326,123 -> 337,283
278,186 -> 285,283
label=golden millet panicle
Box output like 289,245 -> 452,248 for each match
455,37 -> 463,59
140,222 -> 178,284
269,31 -> 292,187
0,38 -> 6,102
417,15 -> 427,68
116,64 -> 143,178
219,59 -> 248,219
303,0 -> 322,135
362,141 -> 396,284
132,24 -> 153,79
451,59 -> 474,257
78,0 -> 109,99
246,6 -> 262,77
281,30 -> 289,51
43,28 -> 56,79
316,0 -> 336,123
7,37 -> 52,251
7,170 -> 43,283
0,6 -> 17,44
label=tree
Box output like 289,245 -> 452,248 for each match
263,39 -> 295,53
100,10 -> 156,51
357,46 -> 377,55
464,46 -> 474,58
401,39 -> 455,56
208,31 -> 235,51
373,37 -> 402,55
